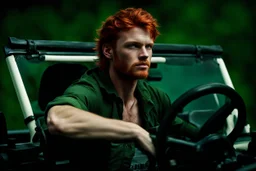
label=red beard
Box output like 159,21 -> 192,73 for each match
114,60 -> 150,80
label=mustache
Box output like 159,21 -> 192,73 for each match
133,61 -> 150,67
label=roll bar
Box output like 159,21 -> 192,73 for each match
4,37 -> 223,58
2,37 -> 227,142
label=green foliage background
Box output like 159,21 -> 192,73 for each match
0,0 -> 255,130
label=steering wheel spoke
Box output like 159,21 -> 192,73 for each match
198,100 -> 235,139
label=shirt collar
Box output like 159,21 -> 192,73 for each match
92,67 -> 152,103
93,67 -> 118,96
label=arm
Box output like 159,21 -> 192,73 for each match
47,105 -> 155,155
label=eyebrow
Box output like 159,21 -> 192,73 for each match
124,41 -> 154,46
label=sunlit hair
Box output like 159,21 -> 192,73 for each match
94,7 -> 160,70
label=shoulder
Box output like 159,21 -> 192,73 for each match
73,67 -> 101,90
60,67 -> 102,98
138,80 -> 171,102
79,67 -> 99,82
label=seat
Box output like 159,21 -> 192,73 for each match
0,111 -> 7,144
38,63 -> 88,112
35,63 -> 88,168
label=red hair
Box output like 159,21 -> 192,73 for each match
94,7 -> 160,70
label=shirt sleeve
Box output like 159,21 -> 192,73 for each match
45,82 -> 98,117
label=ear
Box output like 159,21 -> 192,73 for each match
102,44 -> 113,59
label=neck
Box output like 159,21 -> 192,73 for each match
109,68 -> 137,104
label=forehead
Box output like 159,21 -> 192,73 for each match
117,27 -> 153,44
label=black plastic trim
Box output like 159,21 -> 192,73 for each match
4,37 -> 223,58
24,116 -> 35,126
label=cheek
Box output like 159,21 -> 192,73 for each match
118,51 -> 134,65
114,55 -> 130,70
148,50 -> 153,58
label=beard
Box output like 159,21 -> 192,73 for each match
113,60 -> 150,80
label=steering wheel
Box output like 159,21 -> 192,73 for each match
155,83 -> 247,171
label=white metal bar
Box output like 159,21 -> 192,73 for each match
233,141 -> 249,151
44,55 -> 167,63
213,94 -> 220,107
217,58 -> 250,135
44,55 -> 98,62
5,55 -> 36,142
217,58 -> 235,89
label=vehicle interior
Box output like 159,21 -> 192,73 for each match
1,37 -> 256,170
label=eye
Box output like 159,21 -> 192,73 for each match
146,44 -> 153,49
127,44 -> 139,49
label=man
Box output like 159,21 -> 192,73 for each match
45,7 -> 198,171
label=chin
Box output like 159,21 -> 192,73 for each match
132,72 -> 149,79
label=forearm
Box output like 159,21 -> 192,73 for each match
47,105 -> 140,141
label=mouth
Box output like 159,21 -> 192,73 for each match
135,64 -> 149,69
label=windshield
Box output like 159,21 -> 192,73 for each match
148,59 -> 226,111
5,55 -> 226,130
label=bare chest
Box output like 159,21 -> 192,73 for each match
122,103 -> 141,125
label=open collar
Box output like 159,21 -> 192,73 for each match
93,68 -> 154,107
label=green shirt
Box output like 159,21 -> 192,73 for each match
45,67 -> 198,171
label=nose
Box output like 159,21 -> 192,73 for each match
139,46 -> 149,60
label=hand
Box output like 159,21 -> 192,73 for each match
133,125 -> 156,157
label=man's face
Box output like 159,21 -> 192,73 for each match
111,27 -> 154,79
